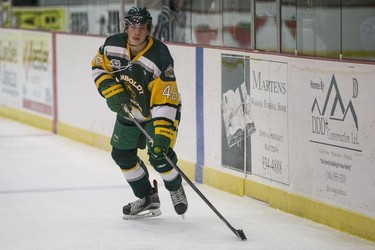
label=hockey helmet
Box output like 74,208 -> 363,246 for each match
124,7 -> 153,30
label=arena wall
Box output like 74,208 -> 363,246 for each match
1,28 -> 374,242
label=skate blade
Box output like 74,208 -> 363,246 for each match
122,208 -> 162,220
180,213 -> 185,220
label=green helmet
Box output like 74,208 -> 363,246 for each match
124,7 -> 153,30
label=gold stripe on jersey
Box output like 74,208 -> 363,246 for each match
101,84 -> 124,98
153,119 -> 174,127
153,119 -> 177,130
95,74 -> 115,89
92,69 -> 105,82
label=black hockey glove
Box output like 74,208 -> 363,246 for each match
101,83 -> 131,114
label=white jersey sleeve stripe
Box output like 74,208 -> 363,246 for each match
151,105 -> 177,121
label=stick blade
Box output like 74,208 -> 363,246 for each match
236,229 -> 247,241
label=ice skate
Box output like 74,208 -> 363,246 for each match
122,180 -> 161,220
170,185 -> 188,218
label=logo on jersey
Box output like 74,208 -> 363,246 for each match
164,64 -> 175,78
125,84 -> 136,98
112,134 -> 119,142
92,55 -> 102,66
120,74 -> 144,94
110,59 -> 121,69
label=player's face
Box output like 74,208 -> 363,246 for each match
127,24 -> 149,45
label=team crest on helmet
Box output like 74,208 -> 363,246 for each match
110,59 -> 121,69
164,64 -> 175,78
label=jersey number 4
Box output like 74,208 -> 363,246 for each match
162,85 -> 178,100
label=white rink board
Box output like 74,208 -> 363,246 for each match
199,49 -> 375,218
55,34 -> 115,137
165,45 -> 197,162
250,58 -> 289,184
287,58 -> 375,217
0,29 -> 53,118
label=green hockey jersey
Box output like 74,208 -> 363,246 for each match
91,33 -> 181,134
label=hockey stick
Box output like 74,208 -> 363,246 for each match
122,104 -> 247,241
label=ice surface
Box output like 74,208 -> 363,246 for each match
0,117 -> 374,250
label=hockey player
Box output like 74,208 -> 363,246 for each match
91,7 -> 187,219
